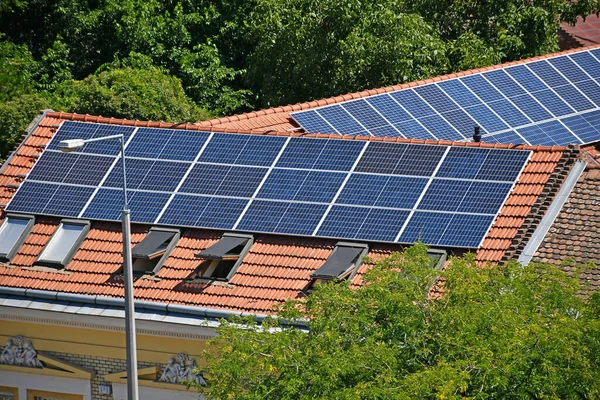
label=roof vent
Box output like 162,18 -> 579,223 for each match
473,126 -> 481,143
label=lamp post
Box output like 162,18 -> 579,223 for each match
58,136 -> 139,400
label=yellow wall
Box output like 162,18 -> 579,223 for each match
0,320 -> 207,365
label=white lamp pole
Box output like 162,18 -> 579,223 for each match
59,135 -> 139,400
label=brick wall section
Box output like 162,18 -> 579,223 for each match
43,351 -> 159,400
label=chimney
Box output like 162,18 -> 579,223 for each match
473,126 -> 481,142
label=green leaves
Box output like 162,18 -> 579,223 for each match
199,245 -> 600,399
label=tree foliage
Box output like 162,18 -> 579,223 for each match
199,245 -> 600,399
1,0 -> 600,157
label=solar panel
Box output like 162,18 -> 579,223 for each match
6,122 -> 532,248
290,47 -> 600,145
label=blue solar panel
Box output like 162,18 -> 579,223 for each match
342,100 -> 388,130
126,128 -> 210,161
458,182 -> 513,214
436,148 -> 488,179
318,105 -> 367,135
418,180 -> 472,212
483,130 -> 527,145
398,211 -> 454,245
197,197 -> 250,229
562,114 -> 600,143
289,48 -> 600,147
414,85 -> 457,113
531,90 -> 573,116
391,90 -> 437,117
476,149 -> 531,181
293,110 -> 336,133
28,152 -> 114,187
365,95 -> 411,124
355,208 -> 410,242
549,56 -> 589,83
48,122 -> 135,156
484,70 -> 526,98
104,158 -> 190,192
257,169 -> 345,203
7,182 -> 94,217
464,104 -> 509,133
83,189 -> 170,223
518,121 -> 579,146
510,94 -> 552,121
337,175 -> 427,209
437,214 -> 495,248
487,99 -> 531,127
276,138 -> 365,171
395,120 -> 436,140
9,121 -> 534,249
571,52 -> 600,79
438,80 -> 482,108
420,115 -> 463,140
274,203 -> 328,235
442,109 -> 480,136
198,133 -> 286,166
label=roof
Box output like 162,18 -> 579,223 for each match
560,16 -> 600,49
0,112 -> 579,314
533,165 -> 600,296
196,44 -> 600,134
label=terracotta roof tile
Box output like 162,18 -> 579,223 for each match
534,168 -> 600,296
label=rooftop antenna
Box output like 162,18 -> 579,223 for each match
473,126 -> 481,143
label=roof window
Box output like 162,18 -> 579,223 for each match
427,248 -> 447,270
195,233 -> 253,281
0,214 -> 35,262
38,220 -> 90,267
131,228 -> 180,274
311,242 -> 369,282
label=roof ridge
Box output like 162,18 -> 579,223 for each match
195,43 -> 600,127
43,113 -> 570,152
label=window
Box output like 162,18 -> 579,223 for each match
0,386 -> 18,400
195,233 -> 253,281
131,228 -> 180,274
37,220 -> 90,267
0,214 -> 34,262
310,242 -> 369,283
427,248 -> 447,270
27,390 -> 82,400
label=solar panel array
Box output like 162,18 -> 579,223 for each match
291,48 -> 600,146
6,121 -> 531,248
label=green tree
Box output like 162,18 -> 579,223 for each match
246,0 -> 449,107
0,94 -> 48,157
199,245 -> 600,399
52,65 -> 210,123
0,38 -> 39,102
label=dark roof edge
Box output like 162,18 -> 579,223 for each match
0,286 -> 307,328
43,112 -> 570,152
518,159 -> 588,264
196,43 -> 600,128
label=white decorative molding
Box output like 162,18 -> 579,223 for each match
0,335 -> 43,368
158,353 -> 207,386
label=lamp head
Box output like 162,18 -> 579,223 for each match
57,139 -> 85,152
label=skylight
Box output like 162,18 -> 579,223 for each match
0,214 -> 35,262
38,220 -> 90,266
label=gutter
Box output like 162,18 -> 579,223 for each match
518,160 -> 587,265
0,286 -> 308,328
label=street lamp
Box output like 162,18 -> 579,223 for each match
58,135 -> 139,400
